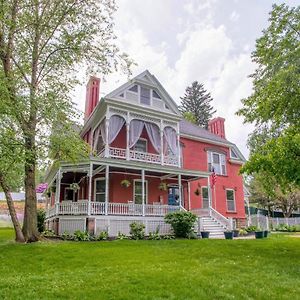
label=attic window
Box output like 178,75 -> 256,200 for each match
129,85 -> 138,93
140,86 -> 150,105
119,93 -> 124,98
230,148 -> 238,159
152,90 -> 161,99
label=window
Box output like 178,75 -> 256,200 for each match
165,104 -> 170,110
94,178 -> 106,202
140,86 -> 150,105
226,189 -> 235,212
230,148 -> 238,159
208,151 -> 226,175
202,187 -> 209,209
119,93 -> 124,98
129,85 -> 138,93
134,139 -> 147,153
134,180 -> 148,204
64,188 -> 75,201
152,90 -> 161,99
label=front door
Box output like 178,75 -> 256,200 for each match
168,186 -> 180,206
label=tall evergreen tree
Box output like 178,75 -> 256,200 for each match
179,81 -> 216,128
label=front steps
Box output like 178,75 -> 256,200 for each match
200,216 -> 226,239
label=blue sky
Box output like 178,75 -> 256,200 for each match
73,0 -> 298,157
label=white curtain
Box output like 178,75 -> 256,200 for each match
99,116 -> 125,145
93,126 -> 100,151
108,115 -> 125,144
164,126 -> 178,155
145,122 -> 161,153
129,119 -> 144,148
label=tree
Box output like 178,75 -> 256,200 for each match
0,0 -> 133,242
179,81 -> 216,128
0,122 -> 25,242
237,4 -> 300,188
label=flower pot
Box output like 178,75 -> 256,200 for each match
200,231 -> 210,239
233,230 -> 239,237
255,231 -> 264,239
263,230 -> 269,238
224,231 -> 234,239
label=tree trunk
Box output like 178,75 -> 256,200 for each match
0,173 -> 25,243
22,135 -> 39,242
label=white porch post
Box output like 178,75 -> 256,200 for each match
105,165 -> 109,215
142,169 -> 145,216
177,124 -> 181,167
88,162 -> 93,216
187,181 -> 191,211
126,122 -> 130,160
55,168 -> 62,216
160,120 -> 164,165
104,118 -> 109,158
208,177 -> 212,208
178,174 -> 182,208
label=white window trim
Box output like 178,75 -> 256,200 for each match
201,186 -> 209,208
139,85 -> 152,106
208,151 -> 227,176
134,138 -> 148,153
133,179 -> 148,204
64,187 -> 75,202
230,148 -> 239,159
94,177 -> 106,202
226,189 -> 236,212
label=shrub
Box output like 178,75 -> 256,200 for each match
246,225 -> 258,232
117,232 -> 128,240
129,222 -> 145,240
162,234 -> 175,240
73,230 -> 90,241
275,224 -> 300,232
164,211 -> 197,238
239,229 -> 248,236
42,229 -> 55,237
97,231 -> 108,241
61,231 -> 73,240
37,209 -> 46,233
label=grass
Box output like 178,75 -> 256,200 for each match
0,229 -> 299,299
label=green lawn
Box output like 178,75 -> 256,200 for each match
0,229 -> 299,299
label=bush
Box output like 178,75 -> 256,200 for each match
37,209 -> 46,233
164,211 -> 197,238
61,231 -> 73,240
97,231 -> 108,241
73,230 -> 90,241
275,224 -> 300,232
129,222 -> 145,240
42,229 -> 55,237
246,225 -> 258,232
117,232 -> 128,240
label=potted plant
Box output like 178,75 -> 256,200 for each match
70,183 -> 80,192
224,230 -> 234,239
255,227 -> 264,239
120,179 -> 131,188
200,231 -> 210,238
233,229 -> 239,237
263,230 -> 269,238
158,182 -> 167,191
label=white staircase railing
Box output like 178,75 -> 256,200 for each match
209,207 -> 233,230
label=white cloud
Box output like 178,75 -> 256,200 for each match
229,11 -> 240,22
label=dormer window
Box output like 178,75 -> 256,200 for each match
129,85 -> 138,93
152,90 -> 161,99
140,86 -> 150,105
230,148 -> 238,159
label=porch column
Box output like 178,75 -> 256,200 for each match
142,169 -> 145,216
88,162 -> 93,216
104,118 -> 109,157
160,120 -> 164,165
187,181 -> 191,211
178,174 -> 182,208
208,177 -> 212,208
55,168 -> 62,215
126,122 -> 130,160
105,165 -> 109,215
177,124 -> 181,167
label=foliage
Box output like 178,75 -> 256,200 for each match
245,225 -> 258,232
36,209 -> 46,233
0,0 -> 133,241
61,231 -> 73,240
42,229 -> 56,237
129,222 -> 145,240
179,81 -> 216,128
237,4 -> 300,187
158,182 -> 167,191
117,232 -> 128,240
274,224 -> 300,232
187,231 -> 197,239
73,230 -> 91,242
70,183 -> 80,192
148,226 -> 161,240
120,179 -> 131,188
97,231 -> 108,241
2,228 -> 300,299
239,229 -> 248,236
164,211 -> 197,238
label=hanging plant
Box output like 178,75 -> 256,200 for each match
194,188 -> 200,196
121,179 -> 131,188
70,183 -> 80,192
51,186 -> 56,193
159,182 -> 168,191
46,190 -> 51,197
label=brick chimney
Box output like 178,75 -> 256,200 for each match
208,117 -> 226,139
84,76 -> 100,122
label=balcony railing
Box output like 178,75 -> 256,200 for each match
98,146 -> 179,167
46,201 -> 181,218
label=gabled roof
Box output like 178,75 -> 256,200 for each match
104,70 -> 181,115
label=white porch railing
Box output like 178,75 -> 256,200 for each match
109,147 -> 126,159
46,202 -> 180,217
164,154 -> 179,167
129,150 -> 161,164
209,207 -> 232,230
